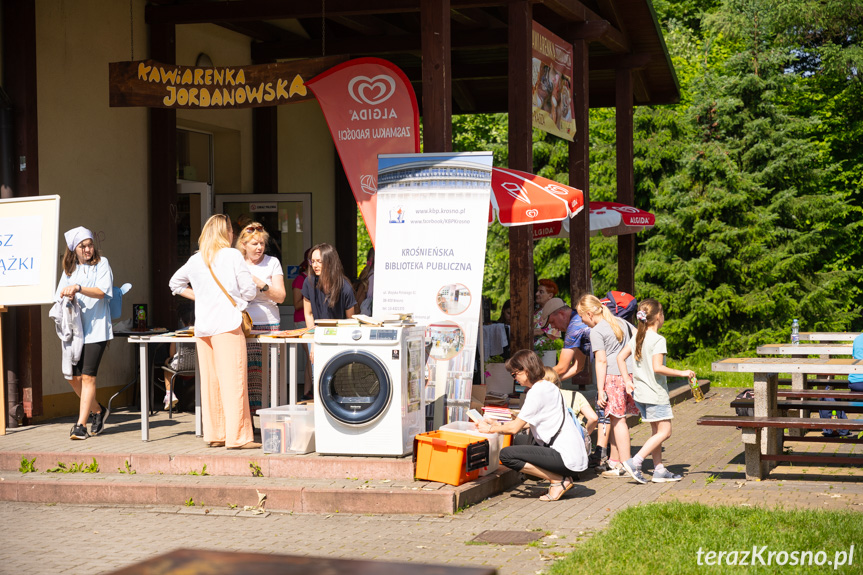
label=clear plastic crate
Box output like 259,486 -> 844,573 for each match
258,405 -> 315,454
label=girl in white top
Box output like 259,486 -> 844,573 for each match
616,298 -> 695,484
53,226 -> 113,440
477,350 -> 587,502
169,214 -> 259,449
236,222 -> 286,414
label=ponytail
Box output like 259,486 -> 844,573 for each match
576,294 -> 624,342
634,298 -> 662,362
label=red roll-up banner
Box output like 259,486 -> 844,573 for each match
307,58 -> 420,245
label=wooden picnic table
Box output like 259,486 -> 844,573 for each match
709,357 -> 863,480
799,331 -> 859,342
756,343 -> 852,356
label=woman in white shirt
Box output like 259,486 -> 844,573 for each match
477,350 -> 587,501
236,222 -> 286,414
53,226 -> 113,440
169,214 -> 259,449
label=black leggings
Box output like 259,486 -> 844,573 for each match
499,433 -> 580,478
72,341 -> 108,377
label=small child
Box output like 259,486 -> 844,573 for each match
616,298 -> 694,484
543,367 -> 598,453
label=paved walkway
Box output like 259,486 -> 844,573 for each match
1,387 -> 861,575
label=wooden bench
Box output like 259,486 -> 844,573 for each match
777,377 -> 851,388
730,399 -> 863,414
698,416 -> 863,469
707,357 -> 863,480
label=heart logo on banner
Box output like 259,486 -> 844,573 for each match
526,209 -> 539,218
348,75 -> 397,105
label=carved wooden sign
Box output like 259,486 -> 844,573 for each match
109,56 -> 346,109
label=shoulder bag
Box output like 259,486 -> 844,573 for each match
208,264 -> 253,337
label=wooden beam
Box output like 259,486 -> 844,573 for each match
452,80 -> 477,112
508,0 -> 534,356
219,21 -> 298,43
147,0 -> 507,24
616,67 -> 635,296
421,0 -> 452,153
569,36 -> 591,389
633,69 -> 650,102
541,0 -> 628,52
150,23 -> 179,329
252,27 -> 507,61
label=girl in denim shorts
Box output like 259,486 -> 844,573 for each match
616,298 -> 695,484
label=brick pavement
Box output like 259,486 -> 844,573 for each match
1,387 -> 861,575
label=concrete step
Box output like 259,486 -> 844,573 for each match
0,469 -> 521,515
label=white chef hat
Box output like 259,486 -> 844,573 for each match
64,226 -> 93,251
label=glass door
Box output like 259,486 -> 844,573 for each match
215,193 -> 312,328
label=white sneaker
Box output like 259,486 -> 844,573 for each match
601,465 -> 626,478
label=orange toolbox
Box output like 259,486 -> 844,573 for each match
414,430 -> 490,486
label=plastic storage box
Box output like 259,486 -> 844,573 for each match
440,421 -> 501,476
414,430 -> 489,486
258,405 -> 315,454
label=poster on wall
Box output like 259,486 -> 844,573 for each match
532,22 -> 576,141
374,152 -> 493,427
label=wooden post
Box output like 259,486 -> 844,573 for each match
569,37 -> 591,388
615,68 -> 635,295
507,1 -> 534,355
1,306 -> 6,435
421,0 -> 452,153
252,107 -> 278,194
150,23 -> 178,329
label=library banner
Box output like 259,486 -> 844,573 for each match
532,22 -> 576,141
374,152 -> 493,426
307,58 -> 421,244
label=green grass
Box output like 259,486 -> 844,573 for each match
549,502 -> 862,574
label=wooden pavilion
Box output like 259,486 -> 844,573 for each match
0,0 -> 678,418
143,0 -> 680,356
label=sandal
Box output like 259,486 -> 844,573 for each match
207,441 -> 225,448
539,477 -> 574,502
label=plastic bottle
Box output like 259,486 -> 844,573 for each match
689,376 -> 704,402
791,318 -> 800,346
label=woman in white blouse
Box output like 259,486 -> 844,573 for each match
236,222 -> 286,414
169,214 -> 259,449
477,349 -> 587,501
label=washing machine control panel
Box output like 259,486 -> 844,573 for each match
369,329 -> 398,341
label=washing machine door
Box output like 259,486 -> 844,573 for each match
317,350 -> 392,425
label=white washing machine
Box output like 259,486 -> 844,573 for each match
313,324 -> 426,456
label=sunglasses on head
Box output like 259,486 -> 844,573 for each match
244,224 -> 264,233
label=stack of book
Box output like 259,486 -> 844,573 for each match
482,406 -> 512,422
484,390 -> 510,407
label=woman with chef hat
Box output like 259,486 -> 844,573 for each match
54,226 -> 113,440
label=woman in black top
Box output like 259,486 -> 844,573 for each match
302,243 -> 357,364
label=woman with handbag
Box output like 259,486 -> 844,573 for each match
169,214 -> 260,449
476,349 -> 588,501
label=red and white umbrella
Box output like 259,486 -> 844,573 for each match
531,201 -> 655,239
489,168 -> 584,227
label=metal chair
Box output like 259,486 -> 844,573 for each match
157,366 -> 195,419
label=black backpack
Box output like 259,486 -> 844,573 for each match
735,389 -> 755,417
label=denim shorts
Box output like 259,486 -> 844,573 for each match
634,400 -> 674,422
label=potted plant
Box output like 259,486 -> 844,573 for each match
535,338 -> 562,367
